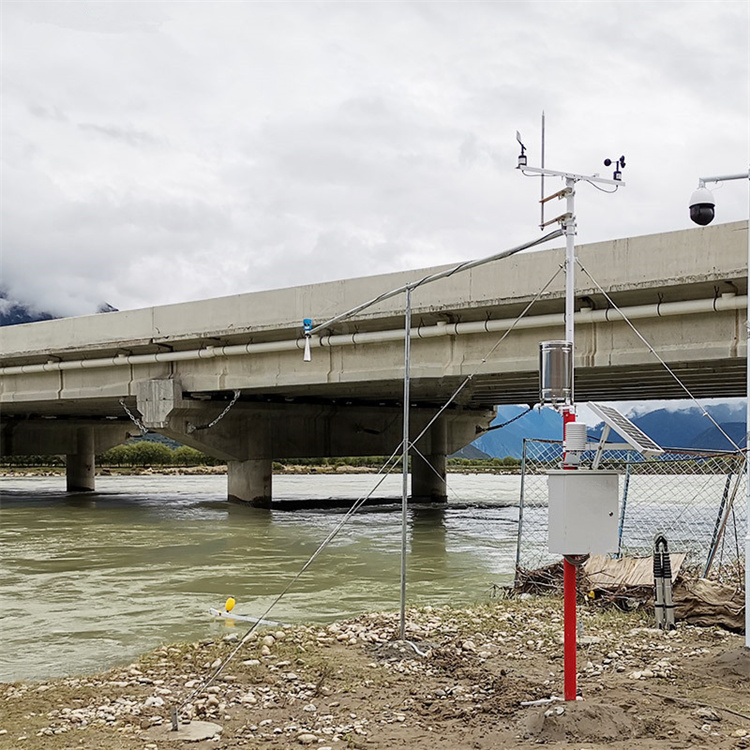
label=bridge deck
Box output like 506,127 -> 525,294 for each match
1,221 -> 747,413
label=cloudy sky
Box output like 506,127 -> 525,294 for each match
2,1 -> 748,317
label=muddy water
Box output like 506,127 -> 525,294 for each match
0,473 -> 520,682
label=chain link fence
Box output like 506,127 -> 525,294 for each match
517,439 -> 747,583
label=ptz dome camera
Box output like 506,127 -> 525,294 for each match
689,187 -> 715,226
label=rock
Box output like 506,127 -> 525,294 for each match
298,732 -> 317,744
580,635 -> 601,645
461,640 -> 476,652
694,707 -> 721,722
145,720 -> 222,742
262,635 -> 275,648
143,696 -> 164,708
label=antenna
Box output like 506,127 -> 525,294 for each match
540,111 -> 546,229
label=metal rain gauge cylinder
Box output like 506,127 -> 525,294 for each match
539,340 -> 573,406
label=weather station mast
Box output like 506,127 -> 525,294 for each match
516,128 -> 627,701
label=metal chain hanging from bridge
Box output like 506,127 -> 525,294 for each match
190,390 -> 241,432
118,399 -> 148,435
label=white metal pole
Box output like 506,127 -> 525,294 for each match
746,168 -> 749,649
399,287 -> 412,641
564,178 -> 576,354
693,169 -> 750,646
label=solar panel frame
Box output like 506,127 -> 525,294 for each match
588,402 -> 664,456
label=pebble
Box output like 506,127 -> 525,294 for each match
580,635 -> 601,645
694,707 -> 721,722
298,732 -> 318,744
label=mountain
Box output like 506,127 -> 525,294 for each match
450,443 -> 491,460
0,291 -> 55,326
591,405 -> 746,451
472,406 -> 563,459
471,403 -> 746,458
0,290 -> 118,326
688,422 -> 746,451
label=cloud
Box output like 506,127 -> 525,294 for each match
1,1 -> 747,316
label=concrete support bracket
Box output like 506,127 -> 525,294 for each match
136,379 -> 182,429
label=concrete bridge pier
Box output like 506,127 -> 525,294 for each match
228,459 -> 273,508
66,427 -> 96,492
134,380 -> 491,507
0,419 -> 131,493
411,416 -> 447,503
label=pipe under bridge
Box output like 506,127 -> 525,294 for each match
1,220 -> 747,504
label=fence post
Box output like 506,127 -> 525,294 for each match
515,438 -> 529,582
616,451 -> 633,558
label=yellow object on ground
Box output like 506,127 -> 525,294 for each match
225,597 -> 236,612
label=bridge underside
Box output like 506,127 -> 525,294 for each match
1,357 -> 746,418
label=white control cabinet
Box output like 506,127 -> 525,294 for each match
547,470 -> 620,555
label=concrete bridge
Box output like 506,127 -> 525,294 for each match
1,220 -> 747,504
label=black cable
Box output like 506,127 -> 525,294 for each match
476,406 -> 534,435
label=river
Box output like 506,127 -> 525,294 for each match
0,473 -> 521,683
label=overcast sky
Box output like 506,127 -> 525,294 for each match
2,1 -> 748,317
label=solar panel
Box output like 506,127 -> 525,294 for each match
588,402 -> 664,456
